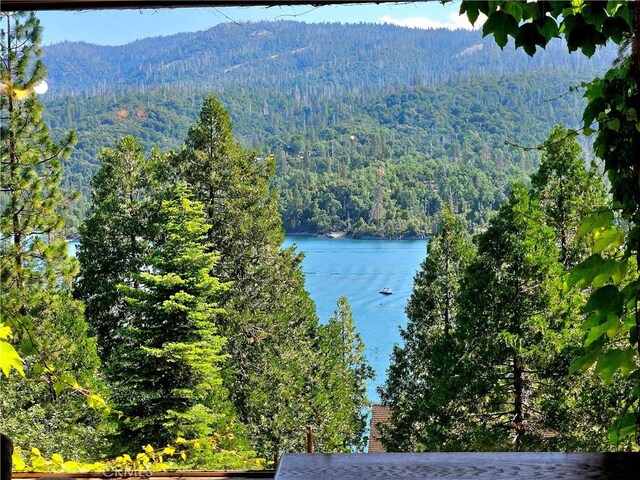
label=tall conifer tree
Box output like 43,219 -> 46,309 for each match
0,12 -> 104,458
173,95 -> 371,459
312,298 -> 373,452
75,136 -> 155,363
380,206 -> 474,451
455,185 -> 563,450
111,184 -> 246,457
531,125 -> 607,268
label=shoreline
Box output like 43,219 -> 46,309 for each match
286,231 -> 431,241
68,232 -> 431,242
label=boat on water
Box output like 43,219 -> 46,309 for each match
379,287 -> 393,295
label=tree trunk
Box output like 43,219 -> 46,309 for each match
0,433 -> 13,480
513,354 -> 525,452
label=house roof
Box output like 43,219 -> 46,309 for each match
368,403 -> 390,453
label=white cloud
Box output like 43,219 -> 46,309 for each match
380,12 -> 486,31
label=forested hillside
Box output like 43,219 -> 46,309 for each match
41,21 -> 616,237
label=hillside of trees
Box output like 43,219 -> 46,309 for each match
4,2 -> 640,463
2,12 -> 372,466
41,21 -> 616,237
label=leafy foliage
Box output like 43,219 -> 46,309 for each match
13,441 -> 266,472
462,0 -> 640,445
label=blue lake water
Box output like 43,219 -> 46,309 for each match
70,237 -> 428,401
282,236 -> 428,401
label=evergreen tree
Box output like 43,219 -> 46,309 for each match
380,206 -> 474,451
173,95 -> 371,459
531,125 -> 607,268
170,94 -> 283,283
0,11 -> 105,458
312,298 -> 373,452
455,184 -> 564,450
75,136 -> 156,363
110,183 -> 246,457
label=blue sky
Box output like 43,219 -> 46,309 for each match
38,1 -> 480,46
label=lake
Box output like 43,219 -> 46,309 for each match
70,237 -> 428,401
283,236 -> 428,401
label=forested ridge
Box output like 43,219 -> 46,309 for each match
41,21 -> 616,237
2,13 -> 372,466
4,1 -> 640,465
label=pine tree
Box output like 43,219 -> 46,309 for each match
531,125 -> 607,268
380,205 -> 474,451
75,136 -> 156,363
312,298 -> 373,452
173,95 -> 370,459
110,183 -> 245,456
170,94 -> 283,283
455,184 -> 563,450
0,11 -> 105,458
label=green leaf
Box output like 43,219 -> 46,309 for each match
607,117 -> 620,132
611,259 -> 629,285
602,16 -> 630,44
502,1 -> 523,22
585,315 -> 619,346
569,342 -> 602,374
592,226 -> 624,253
565,254 -> 614,291
60,373 -> 80,388
564,13 -> 607,57
53,380 -> 65,396
585,285 -> 624,316
20,338 -> 35,356
515,23 -> 546,56
460,2 -> 480,26
595,348 -> 636,385
576,210 -> 613,240
611,2 -> 633,29
482,10 -> 519,49
608,412 -> 637,444
0,340 -> 24,377
539,16 -> 560,42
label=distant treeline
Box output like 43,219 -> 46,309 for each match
41,21 -> 616,237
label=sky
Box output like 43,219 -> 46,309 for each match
37,1 -> 481,46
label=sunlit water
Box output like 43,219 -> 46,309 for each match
70,236 -> 428,401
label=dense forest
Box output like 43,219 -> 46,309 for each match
40,21 -> 616,237
3,1 -> 640,469
1,13 -> 371,468
377,0 -> 640,454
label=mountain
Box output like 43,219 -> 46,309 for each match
41,21 -> 617,237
